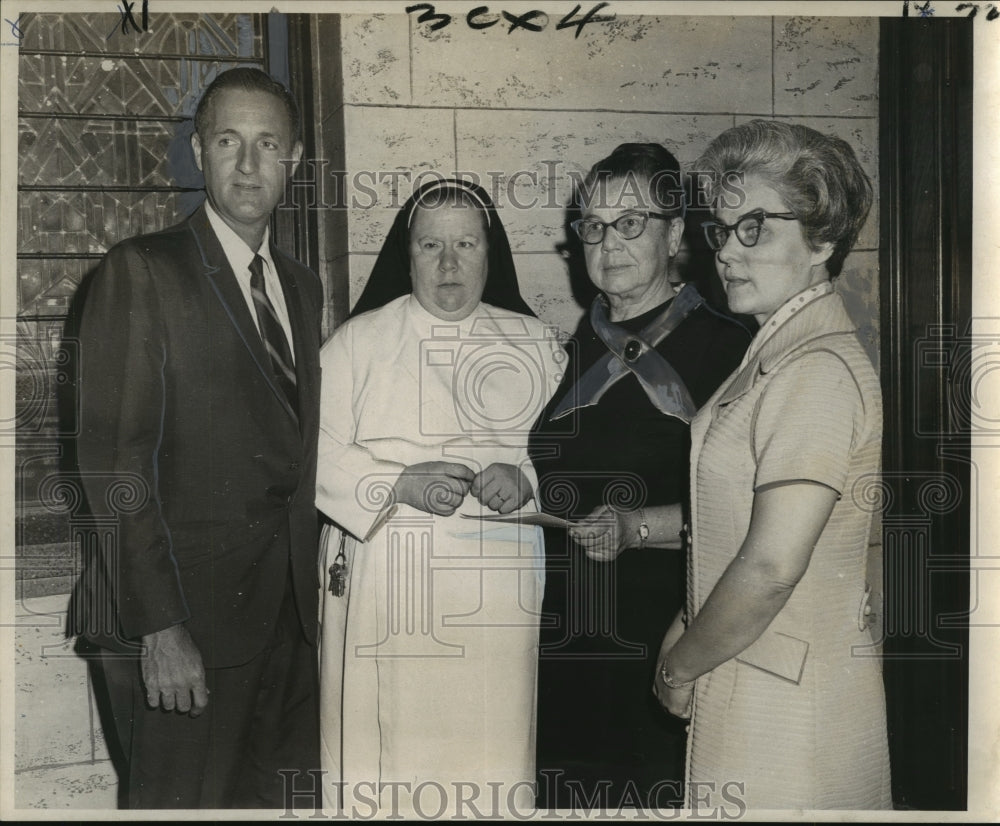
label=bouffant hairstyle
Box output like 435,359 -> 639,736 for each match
695,120 -> 872,277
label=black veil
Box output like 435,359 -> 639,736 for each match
350,177 -> 535,319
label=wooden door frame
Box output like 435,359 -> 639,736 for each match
879,16 -> 972,811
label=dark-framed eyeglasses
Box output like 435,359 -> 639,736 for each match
571,211 -> 673,245
701,210 -> 798,251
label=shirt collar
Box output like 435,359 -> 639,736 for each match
204,201 -> 274,277
740,281 -> 834,369
717,288 -> 856,407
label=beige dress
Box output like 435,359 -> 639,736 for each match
685,290 -> 892,810
315,295 -> 564,816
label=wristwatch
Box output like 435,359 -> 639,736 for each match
637,508 -> 649,549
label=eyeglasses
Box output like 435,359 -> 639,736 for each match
571,211 -> 673,245
701,210 -> 798,251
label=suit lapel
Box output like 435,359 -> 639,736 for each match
187,207 -> 299,425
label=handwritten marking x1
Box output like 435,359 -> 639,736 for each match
4,16 -> 23,40
106,0 -> 149,41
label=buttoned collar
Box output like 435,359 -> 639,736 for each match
717,288 -> 857,406
739,281 -> 834,370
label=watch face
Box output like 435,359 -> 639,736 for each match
639,523 -> 650,540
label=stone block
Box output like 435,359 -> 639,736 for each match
347,252 -> 378,311
15,760 -> 117,810
773,16 -> 879,117
342,106 -> 457,253
340,13 -> 411,106
513,251 -> 589,337
15,595 -> 95,772
412,14 -> 772,115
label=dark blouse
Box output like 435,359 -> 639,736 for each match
529,292 -> 749,809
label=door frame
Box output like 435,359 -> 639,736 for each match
879,16 -> 972,811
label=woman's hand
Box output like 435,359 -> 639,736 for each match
653,677 -> 694,720
569,504 -> 685,560
568,505 -> 637,562
393,461 -> 475,516
652,610 -> 693,718
471,463 -> 533,514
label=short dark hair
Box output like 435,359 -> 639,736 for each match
695,119 -> 872,278
194,67 -> 301,144
579,142 -> 685,217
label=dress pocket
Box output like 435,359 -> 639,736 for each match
736,630 -> 810,684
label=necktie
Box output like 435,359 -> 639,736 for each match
249,254 -> 298,416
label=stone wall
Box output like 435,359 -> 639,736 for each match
315,12 -> 879,362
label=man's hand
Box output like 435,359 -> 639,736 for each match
393,461 -> 475,516
470,463 -> 533,514
141,624 -> 209,717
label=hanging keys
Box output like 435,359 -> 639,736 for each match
328,532 -> 348,597
329,558 -> 347,597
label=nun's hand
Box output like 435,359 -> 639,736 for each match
471,464 -> 533,514
393,461 -> 475,516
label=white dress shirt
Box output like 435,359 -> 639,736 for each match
205,203 -> 295,363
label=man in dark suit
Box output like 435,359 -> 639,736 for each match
71,67 -> 322,808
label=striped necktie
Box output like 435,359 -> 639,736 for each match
249,254 -> 298,416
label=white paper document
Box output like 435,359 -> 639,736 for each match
460,512 -> 584,530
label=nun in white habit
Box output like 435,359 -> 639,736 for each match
315,178 -> 564,816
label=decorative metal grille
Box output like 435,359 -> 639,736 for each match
17,12 -> 265,319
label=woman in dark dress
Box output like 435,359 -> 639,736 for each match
530,144 -> 749,810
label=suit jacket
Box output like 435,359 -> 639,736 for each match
71,205 -> 323,668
